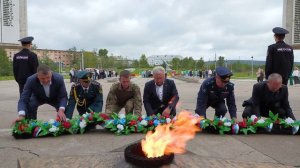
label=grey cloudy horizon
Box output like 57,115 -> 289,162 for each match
28,0 -> 299,61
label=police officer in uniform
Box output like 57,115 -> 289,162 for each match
65,70 -> 103,119
242,73 -> 296,120
13,36 -> 39,95
265,27 -> 294,85
195,67 -> 237,120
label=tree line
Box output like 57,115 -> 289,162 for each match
0,47 -> 265,77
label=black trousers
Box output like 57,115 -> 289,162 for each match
18,83 -> 25,96
26,96 -> 60,120
206,101 -> 227,118
242,105 -> 286,119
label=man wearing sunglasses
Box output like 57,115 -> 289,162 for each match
195,67 -> 237,121
65,70 -> 103,119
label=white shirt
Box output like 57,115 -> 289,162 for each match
155,84 -> 163,102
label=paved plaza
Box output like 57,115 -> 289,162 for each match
0,77 -> 300,167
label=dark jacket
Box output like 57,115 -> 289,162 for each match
195,77 -> 237,118
18,72 -> 68,113
243,81 -> 295,119
143,79 -> 179,116
13,48 -> 39,84
265,41 -> 294,84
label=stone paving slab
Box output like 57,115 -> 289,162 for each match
17,151 -> 293,168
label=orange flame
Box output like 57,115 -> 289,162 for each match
141,111 -> 202,158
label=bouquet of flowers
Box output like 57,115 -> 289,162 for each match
200,116 -> 236,135
104,113 -> 172,135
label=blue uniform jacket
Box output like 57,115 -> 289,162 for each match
195,77 -> 237,118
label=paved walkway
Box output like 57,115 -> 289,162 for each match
0,77 -> 300,167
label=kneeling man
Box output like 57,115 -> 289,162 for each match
242,73 -> 296,119
105,70 -> 142,116
65,70 -> 103,119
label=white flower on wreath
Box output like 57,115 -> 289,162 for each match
79,120 -> 87,128
118,113 -> 126,119
141,115 -> 147,119
117,124 -> 124,131
220,116 -> 227,122
257,118 -> 265,124
140,120 -> 148,126
48,119 -> 55,124
82,113 -> 89,118
285,117 -> 294,124
224,122 -> 231,127
250,115 -> 257,122
166,118 -> 171,124
49,125 -> 59,132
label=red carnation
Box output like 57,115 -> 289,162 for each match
137,116 -> 143,121
62,121 -> 71,129
254,118 -> 258,123
148,120 -> 154,126
88,116 -> 93,121
251,122 -> 255,125
100,113 -> 109,120
218,121 -> 223,126
129,120 -> 137,126
90,111 -> 95,115
164,114 -> 170,119
238,121 -> 247,128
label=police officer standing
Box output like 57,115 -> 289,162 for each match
265,27 -> 294,85
65,70 -> 103,119
195,67 -> 237,120
13,36 -> 39,95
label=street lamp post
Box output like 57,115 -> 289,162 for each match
251,56 -> 254,78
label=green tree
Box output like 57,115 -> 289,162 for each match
98,49 -> 108,57
139,54 -> 150,68
0,48 -> 12,76
83,51 -> 98,68
132,60 -> 139,68
196,57 -> 205,70
39,56 -> 59,72
217,56 -> 225,67
67,47 -> 80,68
171,57 -> 181,70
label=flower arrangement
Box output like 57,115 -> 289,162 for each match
11,111 -> 300,139
199,116 -> 236,135
104,113 -> 172,135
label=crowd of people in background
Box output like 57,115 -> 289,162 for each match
69,68 -> 118,83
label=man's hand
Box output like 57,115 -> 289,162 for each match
57,109 -> 66,121
162,107 -> 171,117
12,115 -> 25,126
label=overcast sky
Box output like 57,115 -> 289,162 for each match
28,0 -> 298,61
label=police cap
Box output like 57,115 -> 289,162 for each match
76,70 -> 89,80
272,27 -> 289,35
216,67 -> 232,78
18,36 -> 34,44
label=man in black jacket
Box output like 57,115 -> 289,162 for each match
13,36 -> 39,95
143,66 -> 179,117
265,27 -> 294,85
242,73 -> 296,120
